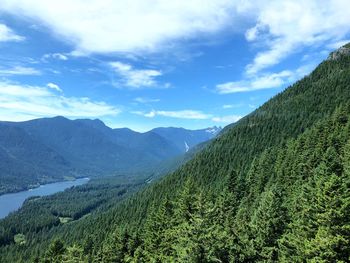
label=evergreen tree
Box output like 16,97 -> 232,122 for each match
45,239 -> 66,263
249,187 -> 286,262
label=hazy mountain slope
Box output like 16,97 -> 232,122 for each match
0,117 -> 217,194
148,139 -> 213,182
15,117 -> 206,172
0,123 -> 71,194
151,126 -> 221,153
14,117 -> 135,174
76,119 -> 180,161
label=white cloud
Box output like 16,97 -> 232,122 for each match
0,81 -> 120,122
245,24 -> 261,42
216,70 -> 294,94
0,0 -> 347,77
133,109 -> 212,120
133,108 -> 243,124
245,0 -> 350,74
134,97 -> 160,103
223,104 -> 234,109
0,0 -> 238,54
222,103 -> 243,109
47,82 -> 62,92
212,114 -> 242,123
0,66 -> 41,76
110,62 -> 163,89
0,1 -> 348,73
217,61 -> 318,94
133,109 -> 242,124
43,53 -> 68,61
0,23 -> 24,42
327,39 -> 350,50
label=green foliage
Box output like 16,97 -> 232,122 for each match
0,175 -> 143,263
14,234 -> 26,245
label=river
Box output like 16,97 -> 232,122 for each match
0,178 -> 89,219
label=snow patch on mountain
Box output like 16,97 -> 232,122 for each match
184,141 -> 190,152
205,126 -> 221,136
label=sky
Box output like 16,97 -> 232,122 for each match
0,0 -> 349,132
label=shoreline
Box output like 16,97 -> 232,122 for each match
0,178 -> 90,219
0,177 -> 90,197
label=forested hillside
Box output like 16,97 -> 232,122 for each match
1,45 -> 350,262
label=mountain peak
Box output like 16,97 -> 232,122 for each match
51,116 -> 68,121
328,43 -> 350,61
76,118 -> 106,127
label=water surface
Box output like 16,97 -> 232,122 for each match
0,178 -> 89,219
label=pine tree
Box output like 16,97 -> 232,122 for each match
142,198 -> 176,261
62,245 -> 84,263
249,187 -> 286,262
305,141 -> 350,261
45,239 -> 66,263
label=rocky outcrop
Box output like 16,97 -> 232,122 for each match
328,44 -> 350,61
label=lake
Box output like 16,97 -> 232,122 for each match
0,178 -> 89,219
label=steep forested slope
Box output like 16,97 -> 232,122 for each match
125,106 -> 350,262
1,45 -> 350,262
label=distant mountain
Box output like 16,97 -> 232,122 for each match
0,117 -> 218,194
0,123 -> 71,194
151,126 -> 221,153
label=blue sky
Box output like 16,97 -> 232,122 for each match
0,1 -> 349,131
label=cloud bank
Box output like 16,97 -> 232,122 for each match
0,81 -> 120,121
0,66 -> 41,76
1,1 -> 348,93
134,109 -> 211,120
244,0 -> 350,74
0,0 -> 237,54
133,109 -> 242,124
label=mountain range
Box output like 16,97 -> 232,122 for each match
0,117 -> 220,194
